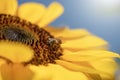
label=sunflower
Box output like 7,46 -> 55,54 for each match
0,0 -> 119,80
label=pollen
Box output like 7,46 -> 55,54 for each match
0,14 -> 63,65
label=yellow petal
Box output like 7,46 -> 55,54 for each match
0,41 -> 34,62
85,73 -> 102,80
0,0 -> 17,15
29,64 -> 88,80
38,2 -> 64,27
0,59 -> 6,66
89,59 -> 117,79
63,50 -> 120,58
61,54 -> 103,62
62,36 -> 108,50
56,60 -> 98,74
44,26 -> 90,40
52,64 -> 88,80
18,2 -> 46,23
0,63 -> 33,80
60,50 -> 120,62
29,65 -> 52,80
44,26 -> 67,35
61,50 -> 119,62
0,59 -> 6,80
87,45 -> 108,50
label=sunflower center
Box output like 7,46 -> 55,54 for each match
0,14 -> 63,65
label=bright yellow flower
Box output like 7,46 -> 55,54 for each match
0,0 -> 119,80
